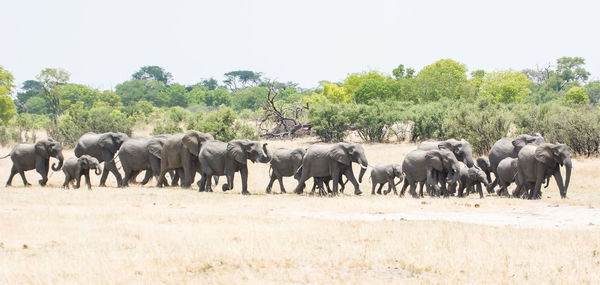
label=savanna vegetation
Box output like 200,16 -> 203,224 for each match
1,57 -> 599,155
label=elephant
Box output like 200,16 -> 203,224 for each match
457,166 -> 489,198
418,139 -> 475,167
61,155 -> 102,189
197,139 -> 271,195
515,143 -> 572,200
266,148 -> 305,194
157,130 -> 214,188
496,157 -> 518,197
144,135 -> 182,187
400,148 -> 460,198
487,133 -> 545,194
293,142 -> 368,196
2,138 -> 64,186
74,132 -> 129,187
369,163 -> 403,195
476,157 -> 493,187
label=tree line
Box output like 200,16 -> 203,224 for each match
1,57 -> 599,154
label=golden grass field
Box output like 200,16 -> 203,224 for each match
1,138 -> 600,284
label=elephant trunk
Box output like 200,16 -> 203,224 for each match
51,152 -> 64,171
358,158 -> 368,183
258,143 -> 271,163
464,153 -> 475,168
95,167 -> 102,175
563,157 -> 572,197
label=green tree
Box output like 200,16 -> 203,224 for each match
25,97 -> 49,114
132,66 -> 173,84
0,95 -> 17,126
416,59 -> 468,101
161,83 -> 187,107
229,86 -> 267,110
224,70 -> 262,90
36,68 -> 70,124
392,64 -> 415,79
479,70 -> 532,103
564,86 -> 589,104
308,102 -> 352,142
0,66 -> 15,96
584,81 -> 600,104
115,79 -> 166,106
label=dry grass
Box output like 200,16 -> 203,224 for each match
1,139 -> 600,284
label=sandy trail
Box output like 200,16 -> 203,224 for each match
279,205 -> 600,230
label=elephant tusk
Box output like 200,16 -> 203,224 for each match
360,164 -> 367,170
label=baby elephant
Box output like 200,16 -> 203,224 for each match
457,166 -> 489,198
62,155 -> 102,189
370,163 -> 403,195
496,157 -> 518,197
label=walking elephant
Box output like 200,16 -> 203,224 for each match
369,163 -> 403,195
515,143 -> 572,200
457,166 -> 489,198
293,143 -> 368,196
487,133 -> 545,194
74,132 -> 129,187
418,139 -> 475,167
2,138 -> 64,186
145,135 -> 182,187
62,155 -> 102,189
496,157 -> 518,197
198,139 -> 271,195
157,130 -> 214,188
476,157 -> 493,186
401,148 -> 460,198
266,148 -> 305,194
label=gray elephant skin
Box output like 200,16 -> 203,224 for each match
401,148 -> 460,198
369,163 -> 403,195
157,130 -> 213,188
495,157 -> 518,197
515,143 -> 572,199
2,138 -> 64,186
476,157 -> 493,186
457,165 -> 489,198
62,155 -> 102,189
293,142 -> 368,196
266,147 -> 305,194
198,139 -> 271,194
487,134 -> 545,194
418,139 -> 475,167
74,132 -> 129,187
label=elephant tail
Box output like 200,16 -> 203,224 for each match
294,164 -> 303,180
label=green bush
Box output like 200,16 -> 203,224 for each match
0,126 -> 21,146
308,102 -> 352,142
348,102 -> 404,143
443,99 -> 512,155
407,99 -> 453,142
185,106 -> 258,141
543,105 -> 600,156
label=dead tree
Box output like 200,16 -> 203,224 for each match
259,84 -> 311,139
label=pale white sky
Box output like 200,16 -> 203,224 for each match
2,0 -> 599,91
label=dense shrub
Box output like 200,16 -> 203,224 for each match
184,106 -> 258,141
348,102 -> 405,143
308,102 -> 352,142
443,99 -> 512,155
407,99 -> 453,142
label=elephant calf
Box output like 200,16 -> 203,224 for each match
496,157 -> 518,197
62,155 -> 102,190
457,166 -> 489,198
369,163 -> 403,195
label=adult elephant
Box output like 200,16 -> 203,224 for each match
487,134 -> 545,195
74,132 -> 129,187
198,139 -> 271,195
515,143 -> 572,200
266,147 -> 305,194
2,138 -> 64,186
293,143 -> 368,196
145,135 -> 182,187
418,139 -> 475,167
117,135 -> 175,187
401,148 -> 460,198
157,130 -> 214,188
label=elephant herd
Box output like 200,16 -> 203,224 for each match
1,131 -> 572,200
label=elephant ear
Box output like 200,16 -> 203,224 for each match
512,135 -> 528,151
467,167 -> 480,181
35,141 -> 49,158
227,140 -> 248,165
182,132 -> 200,156
79,156 -> 89,169
329,144 -> 351,166
147,142 -> 163,159
534,144 -> 555,165
98,133 -> 117,153
425,150 -> 444,171
385,165 -> 394,178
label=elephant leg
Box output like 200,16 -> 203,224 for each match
156,167 -> 168,188
278,176 -> 286,194
266,173 -> 276,194
121,167 -> 132,187
75,172 -> 82,189
140,170 -> 153,185
18,170 -> 30,186
99,163 -> 109,187
309,179 -> 317,195
426,169 -> 440,197
419,182 -> 425,198
390,178 -> 398,195
487,176 -> 499,193
84,171 -> 92,190
408,182 -> 418,198
377,183 -> 384,195
343,168 -> 362,195
35,159 -> 48,186
317,178 -> 328,196
476,182 -> 484,198
400,180 -> 409,197
198,174 -> 208,192
62,175 -> 70,189
294,169 -> 309,195
240,167 -> 249,195
371,181 -> 377,195
223,171 -> 235,192
6,166 -> 17,186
